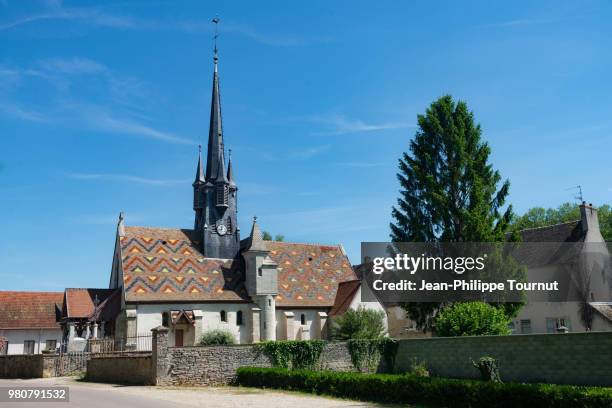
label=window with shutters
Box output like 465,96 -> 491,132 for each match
226,217 -> 232,234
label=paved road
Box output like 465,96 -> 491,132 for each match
0,377 -> 400,408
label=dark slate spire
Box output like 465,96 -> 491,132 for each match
193,144 -> 205,186
205,46 -> 226,182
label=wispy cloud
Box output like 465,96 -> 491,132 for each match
73,103 -> 194,145
66,172 -> 189,186
39,57 -> 109,75
337,162 -> 385,168
483,17 -> 564,29
299,114 -> 413,136
290,144 -> 331,159
0,101 -> 49,123
0,5 -> 330,46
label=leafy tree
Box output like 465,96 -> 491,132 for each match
512,202 -> 612,241
433,302 -> 511,337
332,306 -> 387,340
390,95 -> 522,329
262,231 -> 285,242
198,330 -> 235,345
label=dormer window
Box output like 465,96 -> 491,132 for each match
216,184 -> 228,206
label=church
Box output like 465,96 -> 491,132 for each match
92,46 -> 380,347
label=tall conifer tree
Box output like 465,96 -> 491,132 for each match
391,95 -> 518,329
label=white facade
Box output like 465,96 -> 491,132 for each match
0,329 -> 62,355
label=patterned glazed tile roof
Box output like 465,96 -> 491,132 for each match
121,227 -> 249,303
64,288 -> 117,319
266,241 -> 356,307
120,227 -> 356,307
0,291 -> 62,329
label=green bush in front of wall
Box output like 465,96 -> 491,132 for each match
347,338 -> 398,372
255,340 -> 325,370
236,367 -> 612,408
198,330 -> 235,345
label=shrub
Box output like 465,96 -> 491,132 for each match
433,301 -> 511,337
473,356 -> 501,382
198,330 -> 235,345
255,340 -> 325,370
409,358 -> 430,377
347,338 -> 398,372
332,306 -> 386,340
235,367 -> 612,408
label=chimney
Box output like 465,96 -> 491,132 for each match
579,202 -> 600,236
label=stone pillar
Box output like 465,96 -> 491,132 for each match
250,307 -> 261,343
68,322 -> 75,340
126,309 -> 137,338
85,323 -> 91,339
315,312 -> 328,340
151,326 -> 169,386
284,311 -> 295,340
260,295 -> 276,341
92,323 -> 99,339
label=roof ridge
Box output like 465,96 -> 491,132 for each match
267,241 -> 342,248
518,220 -> 580,233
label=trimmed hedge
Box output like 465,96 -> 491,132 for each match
235,367 -> 612,408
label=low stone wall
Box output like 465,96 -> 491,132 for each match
0,355 -> 56,378
394,331 -> 612,386
151,327 -> 358,386
86,354 -> 152,385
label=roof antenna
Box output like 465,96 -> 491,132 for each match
566,185 -> 583,202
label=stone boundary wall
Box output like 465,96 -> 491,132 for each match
86,355 -> 152,385
394,331 -> 612,386
150,327 -> 359,386
0,355 -> 56,378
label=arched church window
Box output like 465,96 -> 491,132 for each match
236,310 -> 243,326
300,314 -> 306,325
220,310 -> 227,322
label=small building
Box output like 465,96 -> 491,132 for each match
510,203 -> 612,334
0,291 -> 63,355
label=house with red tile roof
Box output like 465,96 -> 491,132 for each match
0,291 -> 63,355
98,46 -> 373,347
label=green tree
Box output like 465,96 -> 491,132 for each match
390,95 -> 522,329
512,202 -> 612,241
332,306 -> 387,340
433,302 -> 511,337
198,330 -> 235,345
262,231 -> 285,242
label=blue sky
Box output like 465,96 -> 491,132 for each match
1,0 -> 612,291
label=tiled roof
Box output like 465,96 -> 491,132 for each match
266,242 -> 357,307
590,302 -> 612,323
329,280 -> 360,316
121,227 -> 249,303
64,288 -> 117,319
517,221 -> 584,243
0,291 -> 62,329
120,226 -> 356,307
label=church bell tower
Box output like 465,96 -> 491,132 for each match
193,38 -> 240,259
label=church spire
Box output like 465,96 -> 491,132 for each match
193,144 -> 205,185
227,149 -> 235,187
205,17 -> 225,182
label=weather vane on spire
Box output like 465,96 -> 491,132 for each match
212,16 -> 220,58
